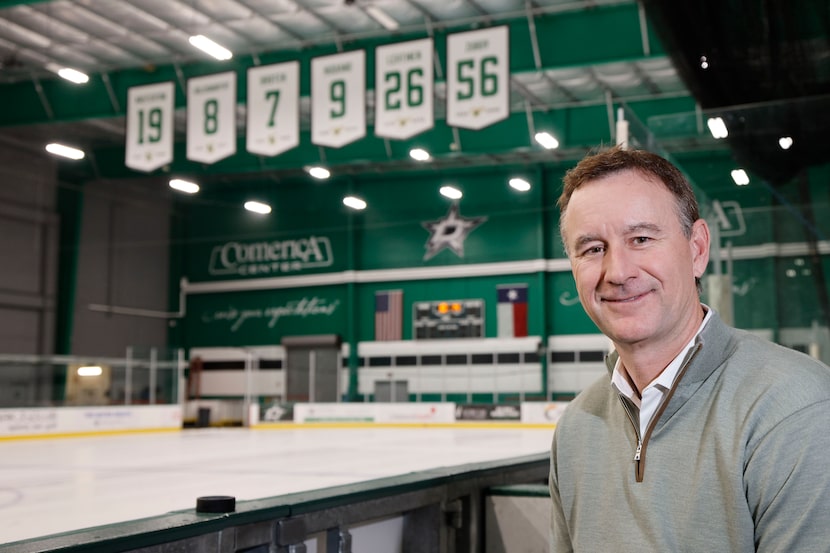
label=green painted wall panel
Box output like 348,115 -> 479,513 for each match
185,285 -> 347,347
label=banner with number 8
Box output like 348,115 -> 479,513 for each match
375,38 -> 434,140
125,81 -> 174,173
187,71 -> 237,164
311,50 -> 366,148
446,26 -> 510,130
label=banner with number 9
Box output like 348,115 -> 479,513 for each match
311,50 -> 366,148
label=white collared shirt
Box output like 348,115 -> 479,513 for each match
611,305 -> 712,438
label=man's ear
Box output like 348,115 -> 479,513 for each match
690,218 -> 710,278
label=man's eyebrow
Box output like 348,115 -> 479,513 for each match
624,222 -> 662,235
572,234 -> 602,251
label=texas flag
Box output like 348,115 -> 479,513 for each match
497,284 -> 528,337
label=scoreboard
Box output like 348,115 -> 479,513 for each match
413,299 -> 484,339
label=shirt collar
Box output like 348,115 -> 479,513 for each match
611,305 -> 713,402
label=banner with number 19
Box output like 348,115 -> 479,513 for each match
125,81 -> 174,173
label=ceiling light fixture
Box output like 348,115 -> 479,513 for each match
169,178 -> 200,194
45,142 -> 85,160
244,200 -> 272,214
189,35 -> 233,61
365,6 -> 400,30
778,136 -> 794,150
46,63 -> 89,84
700,55 -> 709,69
308,166 -> 331,180
440,185 -> 463,200
343,196 -> 367,210
730,169 -> 750,186
534,131 -> 559,150
409,148 -> 430,161
77,365 -> 103,377
707,117 -> 728,139
509,177 -> 531,192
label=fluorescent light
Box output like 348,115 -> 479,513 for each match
58,67 -> 89,84
46,63 -> 90,84
410,148 -> 430,161
534,131 -> 559,150
731,169 -> 750,186
244,200 -> 272,214
509,177 -> 531,192
779,136 -> 794,150
169,179 -> 200,194
45,143 -> 85,160
77,365 -> 102,377
707,117 -> 728,139
343,196 -> 367,210
365,5 -> 400,30
440,185 -> 462,200
308,166 -> 331,180
189,35 -> 233,61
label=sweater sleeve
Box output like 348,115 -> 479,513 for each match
745,400 -> 830,552
549,432 -> 574,553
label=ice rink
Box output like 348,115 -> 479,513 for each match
0,425 -> 553,545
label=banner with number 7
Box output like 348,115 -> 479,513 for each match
247,61 -> 300,157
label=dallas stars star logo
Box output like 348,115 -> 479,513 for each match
421,203 -> 487,261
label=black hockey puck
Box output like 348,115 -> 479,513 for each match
196,495 -> 236,513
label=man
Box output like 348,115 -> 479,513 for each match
549,146 -> 830,552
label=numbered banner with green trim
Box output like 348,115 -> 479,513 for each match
311,50 -> 366,148
446,26 -> 510,130
125,81 -> 174,172
246,61 -> 300,157
187,71 -> 237,164
375,38 -> 434,140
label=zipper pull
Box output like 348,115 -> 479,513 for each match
634,440 -> 642,462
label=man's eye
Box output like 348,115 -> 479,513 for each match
633,236 -> 651,244
582,246 -> 604,256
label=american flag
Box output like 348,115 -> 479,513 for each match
375,290 -> 403,341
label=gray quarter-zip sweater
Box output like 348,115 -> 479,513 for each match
549,311 -> 830,552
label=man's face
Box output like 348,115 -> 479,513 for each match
561,170 -> 709,351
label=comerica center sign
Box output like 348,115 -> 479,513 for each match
208,235 -> 334,277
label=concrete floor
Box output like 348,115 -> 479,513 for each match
0,425 -> 553,545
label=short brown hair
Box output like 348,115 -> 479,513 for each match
558,146 -> 700,241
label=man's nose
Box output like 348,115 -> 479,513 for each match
602,245 -> 637,285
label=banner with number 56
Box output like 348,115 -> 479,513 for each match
311,50 -> 366,148
125,81 -> 174,173
187,71 -> 237,164
375,38 -> 434,140
446,26 -> 510,130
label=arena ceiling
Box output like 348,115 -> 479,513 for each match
0,0 -> 825,185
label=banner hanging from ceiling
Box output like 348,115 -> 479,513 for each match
125,81 -> 174,173
246,61 -> 300,157
446,26 -> 510,130
374,38 -> 434,140
186,71 -> 237,164
311,49 -> 366,148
